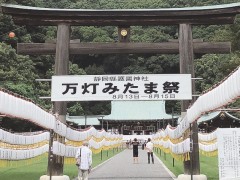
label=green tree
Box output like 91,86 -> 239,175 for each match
0,43 -> 38,98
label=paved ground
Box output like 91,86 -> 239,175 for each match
86,148 -> 176,180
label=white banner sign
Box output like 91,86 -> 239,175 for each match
217,128 -> 240,180
51,74 -> 192,101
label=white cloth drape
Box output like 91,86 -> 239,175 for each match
0,129 -> 49,145
0,144 -> 49,160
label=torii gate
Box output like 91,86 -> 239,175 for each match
1,3 -> 240,180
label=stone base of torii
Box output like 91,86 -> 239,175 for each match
40,175 -> 70,180
178,174 -> 207,180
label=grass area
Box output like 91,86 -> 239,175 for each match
154,148 -> 219,180
200,155 -> 218,180
0,148 -> 122,180
0,158 -> 48,180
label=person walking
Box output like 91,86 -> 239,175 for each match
146,138 -> 154,164
132,138 -> 139,164
126,140 -> 130,149
75,141 -> 92,180
142,140 -> 147,150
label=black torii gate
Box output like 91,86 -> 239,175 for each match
1,2 -> 240,179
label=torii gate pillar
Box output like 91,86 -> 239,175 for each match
40,24 -> 70,180
178,24 -> 207,180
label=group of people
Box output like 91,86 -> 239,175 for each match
131,138 -> 154,164
74,138 -> 154,180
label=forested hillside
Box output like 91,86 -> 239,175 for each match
0,0 -> 240,131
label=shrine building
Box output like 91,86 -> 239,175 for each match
197,111 -> 240,133
67,100 -> 178,135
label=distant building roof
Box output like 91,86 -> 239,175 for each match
102,101 -> 174,121
197,111 -> 220,124
197,111 -> 240,124
66,115 -> 103,126
178,111 -> 240,124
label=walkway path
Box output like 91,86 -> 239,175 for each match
88,148 -> 176,180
